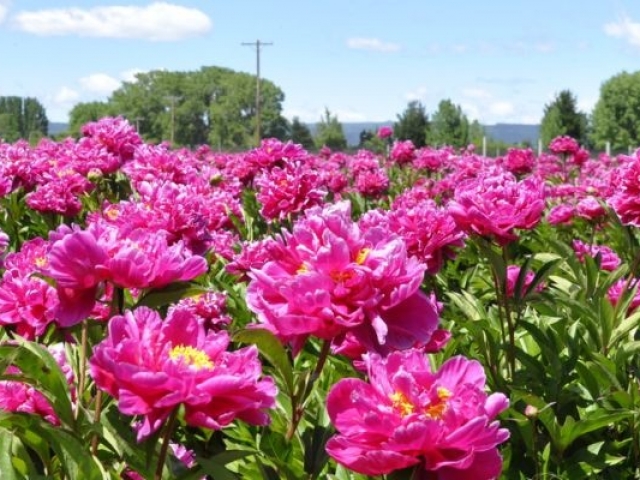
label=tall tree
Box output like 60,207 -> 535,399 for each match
539,90 -> 588,147
314,108 -> 347,150
71,66 -> 287,149
289,117 -> 314,149
591,71 -> 640,151
394,101 -> 429,148
427,99 -> 469,148
0,96 -> 48,142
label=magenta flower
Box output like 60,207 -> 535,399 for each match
377,126 -> 394,139
326,350 -> 509,478
0,367 -> 59,425
572,240 -> 621,272
547,204 -> 575,225
609,153 -> 640,226
506,265 -> 544,298
89,307 -> 277,441
448,170 -> 545,245
608,278 -> 640,313
549,135 -> 579,155
504,148 -> 535,175
390,140 -> 416,165
246,201 -> 439,354
575,196 -> 606,221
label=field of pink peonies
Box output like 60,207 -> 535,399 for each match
0,118 -> 638,479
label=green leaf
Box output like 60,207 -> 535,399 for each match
135,282 -> 209,309
234,329 -> 294,396
0,428 -> 19,480
559,410 -> 631,451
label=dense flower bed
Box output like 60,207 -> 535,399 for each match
0,118 -> 638,479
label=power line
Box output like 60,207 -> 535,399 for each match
242,39 -> 273,146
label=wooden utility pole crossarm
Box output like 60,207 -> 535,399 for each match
242,40 -> 273,146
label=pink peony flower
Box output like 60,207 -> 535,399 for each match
547,204 -> 575,225
246,201 -> 440,354
377,126 -> 394,139
549,135 -> 579,155
575,196 -> 606,221
390,140 -> 416,165
608,152 -> 640,226
608,278 -> 640,313
0,367 -> 59,425
572,240 -> 621,272
448,170 -> 545,245
89,307 -> 277,441
506,265 -> 545,298
326,350 -> 509,478
504,148 -> 535,175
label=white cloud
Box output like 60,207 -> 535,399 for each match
0,1 -> 10,24
604,16 -> 640,48
404,86 -> 428,102
120,68 -> 144,83
333,108 -> 368,122
461,103 -> 480,122
346,37 -> 400,53
79,73 -> 121,95
489,101 -> 515,117
451,44 -> 468,54
12,2 -> 212,41
462,87 -> 492,100
53,86 -> 80,104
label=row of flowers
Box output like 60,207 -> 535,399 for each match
0,117 -> 638,478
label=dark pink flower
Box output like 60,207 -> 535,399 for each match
547,204 -> 575,225
609,152 -> 640,226
326,350 -> 509,478
448,170 -> 545,245
505,148 -> 535,175
377,126 -> 394,139
89,307 -> 277,441
246,201 -> 439,353
506,265 -> 545,298
390,140 -> 416,164
608,278 -> 640,313
549,136 -> 579,155
572,240 -> 621,272
575,196 -> 606,221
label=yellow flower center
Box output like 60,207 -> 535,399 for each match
169,345 -> 214,370
105,208 -> 119,220
34,256 -> 48,268
390,391 -> 415,417
297,263 -> 309,274
425,387 -> 452,419
355,248 -> 370,265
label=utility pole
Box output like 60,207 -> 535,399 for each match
242,39 -> 273,146
133,117 -> 143,133
165,95 -> 181,144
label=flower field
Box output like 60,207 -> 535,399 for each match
0,118 -> 639,479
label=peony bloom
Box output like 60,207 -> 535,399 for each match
390,140 -> 416,165
0,367 -> 59,425
448,170 -> 545,245
504,147 -> 535,175
572,240 -> 621,272
326,350 -> 509,478
89,307 -> 277,441
608,278 -> 640,313
506,265 -> 545,298
547,204 -> 575,225
246,201 -> 440,355
377,126 -> 394,139
575,196 -> 606,221
549,135 -> 579,155
608,152 -> 640,226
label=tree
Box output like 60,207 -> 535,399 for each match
539,90 -> 588,147
468,120 -> 486,149
0,96 -> 48,142
70,66 -> 287,149
289,117 -> 314,149
427,99 -> 469,148
314,108 -> 347,150
394,101 -> 429,148
591,71 -> 640,151
68,101 -> 114,135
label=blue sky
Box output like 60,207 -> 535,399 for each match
1,0 -> 640,125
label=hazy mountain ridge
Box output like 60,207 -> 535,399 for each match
48,121 -> 540,147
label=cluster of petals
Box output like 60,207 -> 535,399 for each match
607,278 -> 640,313
504,148 -> 535,175
326,350 -> 509,478
447,169 -> 545,245
377,126 -> 394,139
254,160 -> 327,221
89,307 -> 277,441
506,265 -> 545,298
390,140 -> 416,165
572,240 -> 621,272
549,135 -> 580,155
46,222 -> 208,326
575,196 -> 607,221
608,151 -> 640,227
354,168 -> 389,197
359,200 -> 465,275
246,201 -> 440,355
81,116 -> 142,162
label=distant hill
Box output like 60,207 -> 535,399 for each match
49,122 -> 69,136
485,123 -> 539,146
47,120 -> 540,147
306,122 -> 540,147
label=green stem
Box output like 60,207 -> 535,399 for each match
155,408 -> 179,480
501,246 -> 516,378
286,340 -> 331,441
76,320 -> 88,420
90,390 -> 103,456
